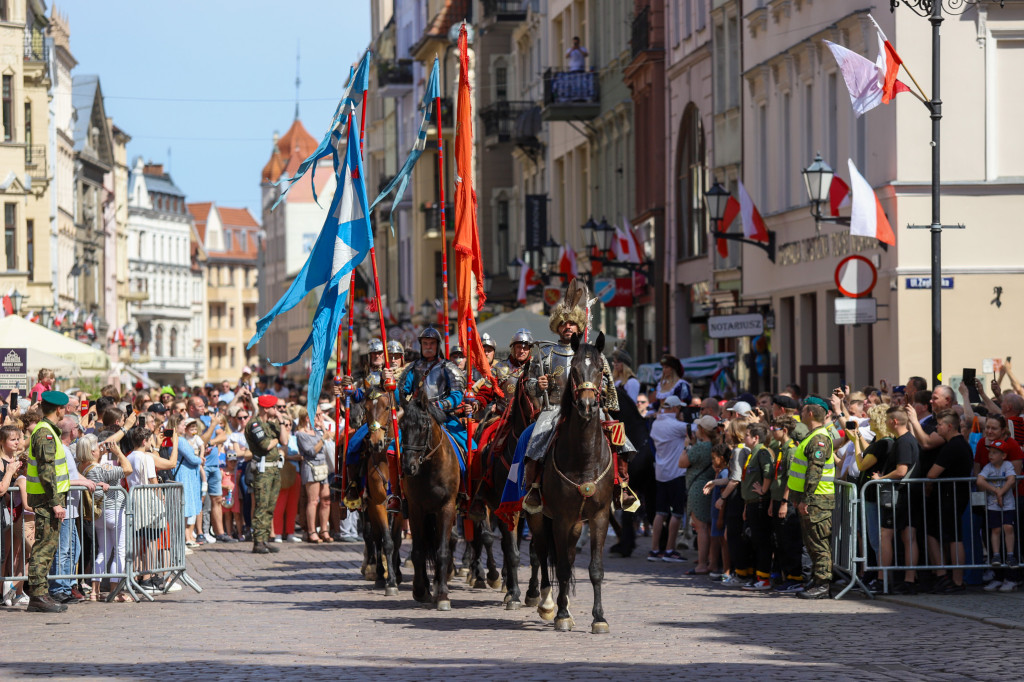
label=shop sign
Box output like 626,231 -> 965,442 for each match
707,313 -> 764,339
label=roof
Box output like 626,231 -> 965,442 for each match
71,75 -> 99,153
284,167 -> 334,204
188,202 -> 213,241
144,172 -> 186,197
219,207 -> 259,228
261,118 -> 318,184
412,0 -> 469,56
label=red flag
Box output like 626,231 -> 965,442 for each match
453,24 -> 498,390
829,175 -> 851,217
881,40 -> 903,104
716,195 -> 740,258
558,244 -> 578,279
516,260 -> 542,303
737,181 -> 769,243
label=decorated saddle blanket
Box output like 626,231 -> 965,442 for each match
495,422 -> 533,531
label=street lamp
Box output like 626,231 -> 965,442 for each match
506,257 -> 521,282
802,153 -> 848,230
482,271 -> 493,294
10,289 -> 26,315
702,181 -> 777,262
594,218 -> 615,255
542,237 -> 560,269
420,299 -> 434,320
581,218 -> 598,248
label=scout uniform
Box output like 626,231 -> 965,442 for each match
26,391 -> 71,613
788,421 -> 836,599
244,395 -> 285,554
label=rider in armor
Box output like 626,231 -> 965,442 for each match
521,281 -> 638,514
476,328 -> 534,419
339,338 -> 386,504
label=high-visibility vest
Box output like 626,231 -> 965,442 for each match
786,426 -> 835,495
26,420 -> 71,496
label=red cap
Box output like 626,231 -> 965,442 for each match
257,395 -> 278,409
990,440 -> 1009,452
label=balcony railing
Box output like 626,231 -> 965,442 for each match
23,31 -> 46,62
542,69 -> 600,121
631,5 -> 651,59
480,101 -> 535,143
24,145 -> 46,176
377,59 -> 413,87
421,202 -> 453,238
482,0 -> 528,21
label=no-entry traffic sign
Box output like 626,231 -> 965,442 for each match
834,255 -> 877,299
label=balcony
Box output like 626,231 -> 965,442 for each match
480,101 -> 535,146
481,0 -> 528,22
377,59 -> 413,98
542,70 -> 600,121
24,145 -> 47,179
23,31 -> 47,62
421,202 -> 453,239
631,5 -> 651,59
125,278 -> 149,302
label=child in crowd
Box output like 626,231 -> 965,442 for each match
977,441 -> 1018,571
739,423 -> 775,591
707,443 -> 731,580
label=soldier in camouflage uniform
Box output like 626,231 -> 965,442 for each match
784,398 -> 836,599
25,391 -> 72,613
245,395 -> 290,554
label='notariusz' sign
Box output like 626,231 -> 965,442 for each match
708,314 -> 764,339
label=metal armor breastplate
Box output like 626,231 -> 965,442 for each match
363,370 -> 382,391
493,360 -> 524,405
416,360 -> 450,401
544,343 -> 574,404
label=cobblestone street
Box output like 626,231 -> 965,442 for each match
2,534 -> 1020,681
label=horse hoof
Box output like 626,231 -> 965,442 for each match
591,622 -> 610,635
487,577 -> 503,590
524,595 -> 540,607
384,586 -> 399,597
502,593 -> 512,605
473,579 -> 487,589
538,606 -> 556,622
554,617 -> 574,632
505,600 -> 522,611
436,600 -> 451,611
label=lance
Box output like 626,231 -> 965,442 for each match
368,245 -> 403,504
435,92 -> 450,355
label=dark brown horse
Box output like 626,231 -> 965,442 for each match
467,355 -> 544,609
359,389 -> 403,596
399,393 -> 461,610
526,332 -> 614,633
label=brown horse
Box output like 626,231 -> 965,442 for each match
399,393 -> 461,610
526,332 -> 614,634
468,354 -> 543,609
358,389 -> 403,596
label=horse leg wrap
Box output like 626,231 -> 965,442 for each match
387,452 -> 401,497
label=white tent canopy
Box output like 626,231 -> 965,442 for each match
0,315 -> 110,371
477,308 -> 554,350
26,348 -> 81,383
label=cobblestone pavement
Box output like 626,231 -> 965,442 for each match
1,533 -> 1020,681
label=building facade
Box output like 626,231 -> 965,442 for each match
189,203 -> 260,383
0,0 -> 53,315
127,159 -> 204,385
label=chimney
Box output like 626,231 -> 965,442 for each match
143,163 -> 164,176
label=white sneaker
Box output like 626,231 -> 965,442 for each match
15,593 -> 30,606
982,569 -> 995,582
206,535 -> 217,544
185,547 -> 194,556
983,579 -> 1003,592
287,535 -> 303,543
166,582 -> 183,592
272,536 -> 283,543
999,580 -> 1018,592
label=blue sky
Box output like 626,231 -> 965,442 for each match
67,0 -> 371,218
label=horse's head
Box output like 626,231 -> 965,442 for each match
364,389 -> 393,458
566,331 -> 605,421
400,393 -> 444,477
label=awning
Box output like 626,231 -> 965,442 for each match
0,315 -> 110,370
637,352 -> 737,384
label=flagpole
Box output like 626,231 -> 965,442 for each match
368,245 -> 403,500
435,91 -> 450,356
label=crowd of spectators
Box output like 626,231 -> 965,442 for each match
613,353 -> 1024,595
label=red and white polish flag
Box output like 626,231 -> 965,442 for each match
848,159 -> 896,246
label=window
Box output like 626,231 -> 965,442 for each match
782,93 -> 792,208
169,327 -> 178,357
4,203 -> 15,271
2,75 -> 12,142
759,104 -> 768,208
229,306 -> 235,328
0,0 -> 8,21
230,346 -> 236,368
496,199 -> 509,274
697,0 -> 706,30
675,104 -> 706,260
726,15 -> 740,108
26,219 -> 33,281
24,102 -> 31,148
684,0 -> 692,38
495,65 -> 507,101
155,325 -> 164,357
827,73 -> 838,167
804,83 -> 814,166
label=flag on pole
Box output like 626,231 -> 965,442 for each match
830,175 -> 851,217
453,24 -> 498,390
271,51 -> 372,209
83,314 -> 96,338
737,181 -> 769,243
251,115 -> 373,418
612,227 -> 641,264
558,244 -> 578,279
847,158 -> 896,246
868,14 -> 909,104
823,14 -> 911,118
370,58 -> 441,234
717,195 -> 741,258
516,259 -> 542,304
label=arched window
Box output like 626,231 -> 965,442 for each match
169,326 -> 178,357
675,104 -> 707,260
155,324 -> 164,357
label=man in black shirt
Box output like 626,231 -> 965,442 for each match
872,407 -> 921,593
924,410 -> 974,593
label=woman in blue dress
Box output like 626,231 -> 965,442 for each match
174,416 -> 203,545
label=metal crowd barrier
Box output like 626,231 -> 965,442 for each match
860,476 -> 1021,593
1,482 -> 200,605
125,482 -> 202,601
832,481 -> 872,599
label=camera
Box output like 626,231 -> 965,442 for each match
845,420 -> 857,431
162,428 -> 173,438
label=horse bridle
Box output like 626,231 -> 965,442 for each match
402,411 -> 442,472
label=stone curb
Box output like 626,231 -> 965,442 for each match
878,595 -> 1024,631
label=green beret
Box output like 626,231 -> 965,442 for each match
41,390 -> 69,406
803,396 -> 830,412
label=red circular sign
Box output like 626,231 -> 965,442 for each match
834,255 -> 877,299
